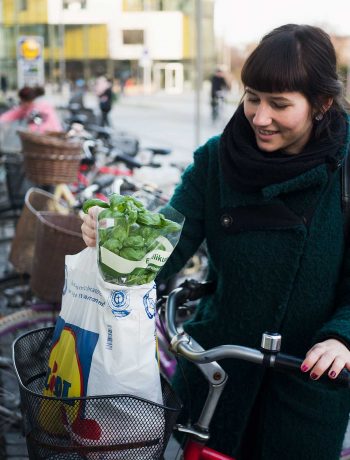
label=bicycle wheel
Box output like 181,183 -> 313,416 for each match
0,305 -> 59,457
0,359 -> 21,434
0,305 -> 59,349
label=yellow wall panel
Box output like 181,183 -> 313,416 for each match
87,25 -> 108,58
65,27 -> 83,58
182,14 -> 193,59
2,0 -> 48,25
64,25 -> 108,59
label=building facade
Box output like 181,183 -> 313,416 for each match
0,0 -> 215,92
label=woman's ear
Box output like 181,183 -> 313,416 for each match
313,97 -> 333,121
321,97 -> 333,114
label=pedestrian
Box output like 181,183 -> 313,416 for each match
69,78 -> 86,108
210,67 -> 229,121
0,74 -> 8,96
81,24 -> 350,460
0,85 -> 62,132
95,75 -> 113,126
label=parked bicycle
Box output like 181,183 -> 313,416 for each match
6,279 -> 350,459
161,280 -> 350,460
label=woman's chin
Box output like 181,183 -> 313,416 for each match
256,140 -> 279,153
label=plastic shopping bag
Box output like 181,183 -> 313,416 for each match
41,247 -> 164,457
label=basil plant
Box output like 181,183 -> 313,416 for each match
83,194 -> 184,286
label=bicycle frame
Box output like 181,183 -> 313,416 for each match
183,439 -> 235,459
165,280 -> 350,460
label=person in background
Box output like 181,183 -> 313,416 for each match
210,67 -> 229,121
95,75 -> 113,126
81,24 -> 350,460
0,74 -> 8,96
0,85 -> 62,132
69,78 -> 86,108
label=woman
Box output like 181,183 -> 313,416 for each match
81,24 -> 350,460
0,85 -> 62,132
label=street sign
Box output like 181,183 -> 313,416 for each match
138,48 -> 152,68
17,36 -> 45,88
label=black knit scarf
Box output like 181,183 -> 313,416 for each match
219,104 -> 347,192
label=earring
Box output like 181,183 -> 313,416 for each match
315,113 -> 323,121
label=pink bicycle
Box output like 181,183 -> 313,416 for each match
163,280 -> 350,460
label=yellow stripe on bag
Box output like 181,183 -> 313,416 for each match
39,328 -> 83,436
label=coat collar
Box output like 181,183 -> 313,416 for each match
261,164 -> 329,200
219,162 -> 330,208
219,114 -> 350,208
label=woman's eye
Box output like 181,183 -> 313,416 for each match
247,98 -> 259,104
271,102 -> 288,109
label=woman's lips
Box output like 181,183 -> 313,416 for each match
256,128 -> 279,140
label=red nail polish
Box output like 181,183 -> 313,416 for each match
301,365 -> 309,372
329,371 -> 336,378
310,373 -> 318,380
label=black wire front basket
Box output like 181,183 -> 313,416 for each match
12,327 -> 182,459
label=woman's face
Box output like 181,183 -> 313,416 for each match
243,87 -> 314,155
20,100 -> 34,109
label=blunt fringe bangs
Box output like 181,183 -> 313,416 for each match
241,24 -> 343,106
241,35 -> 306,94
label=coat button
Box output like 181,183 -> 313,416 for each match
221,214 -> 233,228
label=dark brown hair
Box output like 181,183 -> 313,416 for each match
241,24 -> 349,136
18,86 -> 45,102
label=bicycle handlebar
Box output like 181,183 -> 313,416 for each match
165,280 -> 350,388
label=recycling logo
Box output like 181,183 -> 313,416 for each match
143,285 -> 156,319
109,290 -> 131,318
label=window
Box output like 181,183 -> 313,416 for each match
122,0 -> 190,11
18,0 -> 28,11
63,0 -> 87,10
122,0 -> 143,11
122,30 -> 144,45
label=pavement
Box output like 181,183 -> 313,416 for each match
51,85 -> 236,162
106,88 -> 235,160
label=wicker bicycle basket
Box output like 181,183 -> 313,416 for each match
9,187 -> 71,275
18,130 -> 83,185
30,211 -> 86,303
13,327 -> 182,460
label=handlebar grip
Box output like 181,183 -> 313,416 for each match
333,368 -> 350,386
144,147 -> 172,156
274,353 -> 350,387
114,152 -> 142,169
93,174 -> 116,190
273,352 -> 302,371
178,279 -> 216,302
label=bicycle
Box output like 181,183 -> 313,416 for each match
160,279 -> 350,460
211,90 -> 226,123
0,183 -> 205,458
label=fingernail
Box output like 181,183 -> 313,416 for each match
310,373 -> 318,380
329,371 -> 336,378
301,365 -> 309,372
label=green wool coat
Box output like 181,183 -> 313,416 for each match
160,132 -> 350,460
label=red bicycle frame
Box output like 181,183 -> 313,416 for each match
183,439 -> 235,460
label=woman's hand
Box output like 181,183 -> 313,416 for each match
301,339 -> 350,380
81,206 -> 100,247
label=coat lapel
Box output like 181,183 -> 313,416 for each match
218,164 -> 330,233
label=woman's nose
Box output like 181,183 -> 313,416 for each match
252,104 -> 272,126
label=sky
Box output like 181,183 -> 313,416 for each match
214,0 -> 350,47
